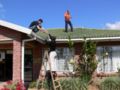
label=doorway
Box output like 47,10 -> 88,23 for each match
0,50 -> 13,81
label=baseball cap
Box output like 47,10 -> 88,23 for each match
38,18 -> 43,23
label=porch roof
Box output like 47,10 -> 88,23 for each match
0,20 -> 32,35
0,20 -> 45,43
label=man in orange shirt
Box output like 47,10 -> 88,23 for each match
64,10 -> 73,32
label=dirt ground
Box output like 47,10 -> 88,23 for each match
87,76 -> 103,90
88,85 -> 99,90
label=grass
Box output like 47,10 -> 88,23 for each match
36,28 -> 120,40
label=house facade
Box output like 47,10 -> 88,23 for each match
1,20 -> 120,82
0,20 -> 44,82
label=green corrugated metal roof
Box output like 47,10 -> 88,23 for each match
36,28 -> 120,40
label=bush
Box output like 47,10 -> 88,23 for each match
28,80 -> 49,89
75,40 -> 97,82
28,81 -> 36,88
100,77 -> 120,90
60,78 -> 88,90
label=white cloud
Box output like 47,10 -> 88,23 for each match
105,22 -> 120,30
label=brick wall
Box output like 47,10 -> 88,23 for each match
32,42 -> 43,80
0,44 -> 12,49
0,27 -> 22,81
13,39 -> 22,80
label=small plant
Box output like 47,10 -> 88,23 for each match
28,80 -> 49,89
28,81 -> 36,88
67,35 -> 74,50
60,78 -> 87,90
1,80 -> 26,90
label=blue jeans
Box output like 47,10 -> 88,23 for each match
65,20 -> 73,32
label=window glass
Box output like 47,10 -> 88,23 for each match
42,48 -> 75,72
96,46 -> 120,73
24,50 -> 33,82
56,48 -> 74,71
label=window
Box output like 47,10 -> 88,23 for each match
42,48 -> 74,72
24,49 -> 33,82
0,51 -> 5,61
97,46 -> 112,73
97,46 -> 120,73
56,48 -> 74,71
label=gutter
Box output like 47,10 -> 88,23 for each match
55,36 -> 120,43
29,32 -> 45,44
86,37 -> 120,41
21,37 -> 36,83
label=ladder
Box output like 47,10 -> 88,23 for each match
43,49 -> 62,90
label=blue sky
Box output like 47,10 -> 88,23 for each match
0,0 -> 120,29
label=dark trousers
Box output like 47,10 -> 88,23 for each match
45,70 -> 57,90
46,70 -> 52,90
65,20 -> 73,32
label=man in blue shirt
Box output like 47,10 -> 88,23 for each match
29,18 -> 48,34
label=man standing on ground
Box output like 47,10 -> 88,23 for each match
45,34 -> 57,90
64,10 -> 73,32
29,18 -> 48,34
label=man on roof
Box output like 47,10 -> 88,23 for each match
29,18 -> 48,34
64,10 -> 73,32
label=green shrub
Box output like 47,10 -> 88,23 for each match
75,40 -> 97,82
60,78 -> 88,90
28,80 -> 49,89
100,77 -> 120,90
28,81 -> 36,88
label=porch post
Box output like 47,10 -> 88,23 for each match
13,39 -> 22,81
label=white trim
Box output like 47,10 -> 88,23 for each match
0,41 -> 12,44
86,37 -> 120,41
55,36 -> 120,43
21,38 -> 36,83
0,20 -> 32,35
56,38 -> 84,42
0,39 -> 13,44
0,38 -> 13,41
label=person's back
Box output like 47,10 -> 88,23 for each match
29,20 -> 41,33
29,21 -> 39,28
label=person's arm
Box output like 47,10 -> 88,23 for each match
37,25 -> 49,34
48,34 -> 53,40
37,25 -> 44,31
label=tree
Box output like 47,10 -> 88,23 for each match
76,39 -> 97,81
